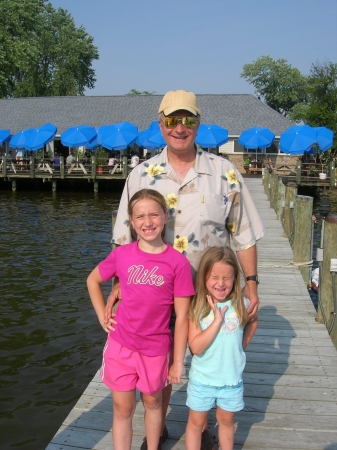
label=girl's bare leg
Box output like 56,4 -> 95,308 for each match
112,389 -> 136,450
186,409 -> 208,450
216,407 -> 235,450
142,391 -> 162,450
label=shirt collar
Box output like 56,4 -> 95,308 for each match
152,145 -> 213,176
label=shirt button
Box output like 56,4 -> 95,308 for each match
177,210 -> 181,213
176,235 -> 180,238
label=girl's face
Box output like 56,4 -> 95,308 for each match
130,198 -> 167,245
206,261 -> 235,303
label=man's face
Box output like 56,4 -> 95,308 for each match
159,110 -> 200,155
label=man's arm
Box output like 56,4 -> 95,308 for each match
236,244 -> 259,320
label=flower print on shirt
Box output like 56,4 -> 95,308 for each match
221,169 -> 241,189
200,308 -> 240,334
142,163 -> 165,185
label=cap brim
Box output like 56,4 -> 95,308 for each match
162,106 -> 199,116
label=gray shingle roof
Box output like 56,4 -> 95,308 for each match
0,94 -> 293,137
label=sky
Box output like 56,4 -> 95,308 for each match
50,0 -> 337,97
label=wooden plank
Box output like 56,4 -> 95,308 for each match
47,178 -> 337,450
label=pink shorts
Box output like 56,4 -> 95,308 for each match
100,337 -> 170,396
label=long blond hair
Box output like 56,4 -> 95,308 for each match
189,246 -> 248,327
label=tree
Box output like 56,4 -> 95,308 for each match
125,89 -> 156,95
305,61 -> 337,130
241,55 -> 308,117
0,0 -> 99,97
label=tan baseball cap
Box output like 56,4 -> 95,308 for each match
158,90 -> 200,116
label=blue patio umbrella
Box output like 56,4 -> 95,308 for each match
279,125 -> 316,155
24,122 -> 57,151
98,122 -> 138,150
61,124 -> 97,147
238,126 -> 275,150
137,121 -> 166,150
0,129 -> 10,145
196,124 -> 229,148
10,128 -> 35,149
314,126 -> 334,151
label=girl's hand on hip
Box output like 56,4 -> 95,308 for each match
101,313 -> 117,333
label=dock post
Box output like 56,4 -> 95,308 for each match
52,180 -> 57,192
30,156 -> 35,178
330,161 -> 335,187
316,213 -> 337,348
12,179 -> 16,192
283,183 -> 297,243
296,160 -> 302,185
2,156 -> 7,177
60,156 -> 65,179
94,181 -> 98,193
263,167 -> 269,195
293,195 -> 313,286
276,178 -> 286,220
122,155 -> 128,178
270,173 -> 278,210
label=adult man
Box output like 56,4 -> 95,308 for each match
106,90 -> 265,450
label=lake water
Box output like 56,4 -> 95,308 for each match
0,188 -> 123,450
0,182 -> 336,450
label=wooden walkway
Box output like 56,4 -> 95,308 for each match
46,178 -> 337,450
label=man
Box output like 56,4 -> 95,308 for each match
66,152 -> 75,165
105,90 -> 265,450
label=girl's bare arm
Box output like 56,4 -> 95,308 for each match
168,296 -> 191,385
242,317 -> 258,350
188,297 -> 227,355
87,267 -> 115,333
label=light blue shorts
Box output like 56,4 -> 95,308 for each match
186,378 -> 244,412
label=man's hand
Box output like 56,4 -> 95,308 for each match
242,283 -> 259,321
104,282 -> 122,324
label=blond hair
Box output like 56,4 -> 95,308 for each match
128,189 -> 167,240
189,246 -> 248,327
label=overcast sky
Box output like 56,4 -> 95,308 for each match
50,0 -> 337,97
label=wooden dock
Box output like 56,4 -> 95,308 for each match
46,178 -> 337,450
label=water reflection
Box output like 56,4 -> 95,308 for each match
0,190 -> 122,449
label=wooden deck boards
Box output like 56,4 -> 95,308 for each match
46,178 -> 337,450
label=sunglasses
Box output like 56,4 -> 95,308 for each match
161,116 -> 199,129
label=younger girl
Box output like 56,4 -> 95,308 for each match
185,246 -> 258,450
87,189 -> 194,450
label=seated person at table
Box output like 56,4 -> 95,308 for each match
129,151 -> 139,169
108,151 -> 116,166
66,153 -> 75,165
54,153 -> 60,170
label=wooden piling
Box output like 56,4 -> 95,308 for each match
2,156 -> 7,177
12,179 -> 16,192
52,180 -> 57,192
276,178 -> 286,220
60,156 -> 65,179
316,213 -> 337,349
94,181 -> 98,193
30,156 -> 35,178
270,173 -> 278,210
283,184 -> 298,242
293,195 -> 314,286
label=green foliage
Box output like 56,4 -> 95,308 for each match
305,62 -> 337,135
94,147 -> 109,166
125,89 -> 156,95
241,55 -> 308,117
0,0 -> 99,98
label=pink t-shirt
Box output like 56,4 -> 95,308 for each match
98,241 -> 195,356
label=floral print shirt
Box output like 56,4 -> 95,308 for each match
112,147 -> 265,275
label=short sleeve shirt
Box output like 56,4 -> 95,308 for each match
112,146 -> 265,275
98,241 -> 195,356
189,297 -> 250,386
